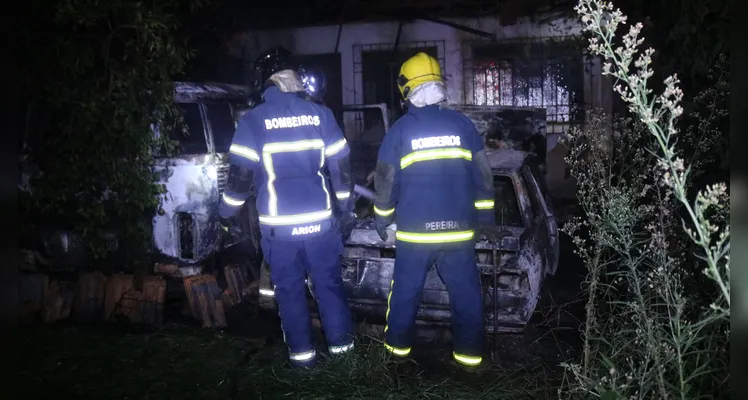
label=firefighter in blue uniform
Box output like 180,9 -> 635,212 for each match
218,47 -> 355,368
373,52 -> 496,368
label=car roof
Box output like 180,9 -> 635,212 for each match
485,149 -> 531,173
174,81 -> 253,103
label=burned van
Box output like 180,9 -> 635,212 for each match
26,82 -> 256,271
151,82 -> 257,270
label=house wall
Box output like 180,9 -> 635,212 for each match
226,15 -> 613,197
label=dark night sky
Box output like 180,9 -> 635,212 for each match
204,0 -> 575,31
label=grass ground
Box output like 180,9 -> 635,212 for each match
18,321 -> 568,400
19,233 -> 584,399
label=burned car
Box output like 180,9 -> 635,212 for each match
152,82 -> 258,271
258,105 -> 559,332
23,81 -> 256,272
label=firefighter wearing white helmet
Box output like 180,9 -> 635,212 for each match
219,47 -> 354,368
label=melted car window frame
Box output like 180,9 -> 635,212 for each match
169,102 -> 209,155
493,174 -> 524,228
204,101 -> 237,154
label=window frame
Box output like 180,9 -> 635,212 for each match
167,102 -> 211,156
203,101 -> 238,155
492,173 -> 529,228
521,165 -> 548,223
464,37 -> 587,125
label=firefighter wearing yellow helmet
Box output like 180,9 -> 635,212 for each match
396,51 -> 444,99
373,52 -> 496,369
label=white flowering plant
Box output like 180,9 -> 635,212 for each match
558,1 -> 730,399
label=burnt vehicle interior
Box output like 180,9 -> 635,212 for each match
493,175 -> 524,227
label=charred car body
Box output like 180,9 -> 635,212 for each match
152,82 -> 257,271
258,105 -> 559,332
24,82 -> 256,272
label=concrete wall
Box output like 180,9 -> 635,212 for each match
227,16 -> 588,104
226,15 -> 613,197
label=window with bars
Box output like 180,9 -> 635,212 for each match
465,38 -> 586,124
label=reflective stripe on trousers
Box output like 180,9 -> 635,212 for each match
453,352 -> 482,366
289,349 -> 317,362
329,342 -> 354,354
384,342 -> 411,356
384,246 -> 484,362
374,206 -> 394,217
383,279 -> 412,357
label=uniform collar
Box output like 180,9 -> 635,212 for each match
262,86 -> 283,101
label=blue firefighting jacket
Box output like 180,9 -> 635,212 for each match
373,104 -> 495,247
220,86 -> 351,240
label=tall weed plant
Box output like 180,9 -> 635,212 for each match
559,1 -> 730,399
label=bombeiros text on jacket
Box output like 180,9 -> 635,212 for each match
410,135 -> 461,150
265,115 -> 321,130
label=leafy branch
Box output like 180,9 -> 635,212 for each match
575,0 -> 730,313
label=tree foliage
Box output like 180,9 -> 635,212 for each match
17,0 -> 208,268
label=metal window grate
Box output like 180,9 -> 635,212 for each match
353,40 -> 446,106
463,37 -> 590,128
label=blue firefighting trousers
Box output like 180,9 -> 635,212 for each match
384,243 -> 485,366
260,228 -> 354,367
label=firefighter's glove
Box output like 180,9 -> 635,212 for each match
375,221 -> 389,242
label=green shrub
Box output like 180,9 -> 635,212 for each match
18,0 -> 207,269
559,1 -> 730,399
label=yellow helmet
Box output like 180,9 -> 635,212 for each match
397,52 -> 443,99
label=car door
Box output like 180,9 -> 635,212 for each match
152,102 -> 212,262
523,164 -> 559,276
203,101 -> 258,256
